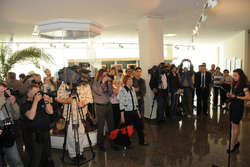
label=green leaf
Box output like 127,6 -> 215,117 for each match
0,46 -> 54,80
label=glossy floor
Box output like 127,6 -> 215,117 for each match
51,107 -> 250,167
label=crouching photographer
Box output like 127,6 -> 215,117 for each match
0,82 -> 23,167
21,84 -> 53,167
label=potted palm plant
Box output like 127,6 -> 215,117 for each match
0,44 -> 53,81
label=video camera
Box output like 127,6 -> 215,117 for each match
148,64 -> 167,83
58,64 -> 91,89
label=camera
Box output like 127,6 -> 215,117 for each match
0,118 -> 13,130
4,88 -> 19,98
32,80 -> 43,86
37,90 -> 57,98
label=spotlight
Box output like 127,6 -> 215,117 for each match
50,43 -> 56,48
119,44 -> 124,48
63,43 -> 70,48
193,29 -> 198,35
195,26 -> 199,31
200,13 -> 207,22
207,0 -> 219,8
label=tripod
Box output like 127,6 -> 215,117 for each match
61,88 -> 95,167
149,95 -> 157,119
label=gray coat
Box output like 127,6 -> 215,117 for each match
0,96 -> 20,121
179,63 -> 194,89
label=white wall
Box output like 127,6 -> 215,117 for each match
220,30 -> 249,77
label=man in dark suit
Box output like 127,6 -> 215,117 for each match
195,64 -> 212,116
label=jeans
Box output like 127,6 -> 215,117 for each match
0,142 -> 23,167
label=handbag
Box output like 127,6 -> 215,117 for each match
109,125 -> 134,147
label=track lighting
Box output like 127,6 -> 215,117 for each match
191,0 -> 219,43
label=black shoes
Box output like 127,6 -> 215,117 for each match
227,142 -> 240,153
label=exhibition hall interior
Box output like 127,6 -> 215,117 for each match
0,0 -> 250,167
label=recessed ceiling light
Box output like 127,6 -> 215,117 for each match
164,34 -> 176,37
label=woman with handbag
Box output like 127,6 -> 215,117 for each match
119,75 -> 149,146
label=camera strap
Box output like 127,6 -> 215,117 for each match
3,104 -> 13,123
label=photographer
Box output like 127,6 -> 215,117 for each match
0,82 -> 23,167
179,59 -> 194,118
56,80 -> 93,160
21,84 -> 53,167
149,63 -> 170,123
92,69 -> 115,151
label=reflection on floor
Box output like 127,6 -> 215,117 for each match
50,107 -> 250,167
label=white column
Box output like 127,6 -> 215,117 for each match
138,16 -> 164,119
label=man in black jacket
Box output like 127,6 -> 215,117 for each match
149,63 -> 170,122
195,64 -> 212,116
21,84 -> 54,167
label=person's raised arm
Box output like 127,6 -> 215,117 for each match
44,94 -> 53,115
25,93 -> 42,120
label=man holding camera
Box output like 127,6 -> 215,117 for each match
0,82 -> 23,167
179,59 -> 194,118
21,84 -> 53,167
92,69 -> 115,151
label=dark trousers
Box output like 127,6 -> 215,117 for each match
23,130 -> 49,167
183,87 -> 193,115
124,111 -> 144,144
196,88 -> 210,115
138,98 -> 145,117
96,103 -> 114,147
213,87 -> 222,106
156,89 -> 169,121
112,104 -> 121,129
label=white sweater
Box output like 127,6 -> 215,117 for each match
118,86 -> 138,112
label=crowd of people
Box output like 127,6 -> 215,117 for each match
0,59 -> 249,167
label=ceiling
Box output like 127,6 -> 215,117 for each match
0,0 -> 249,44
